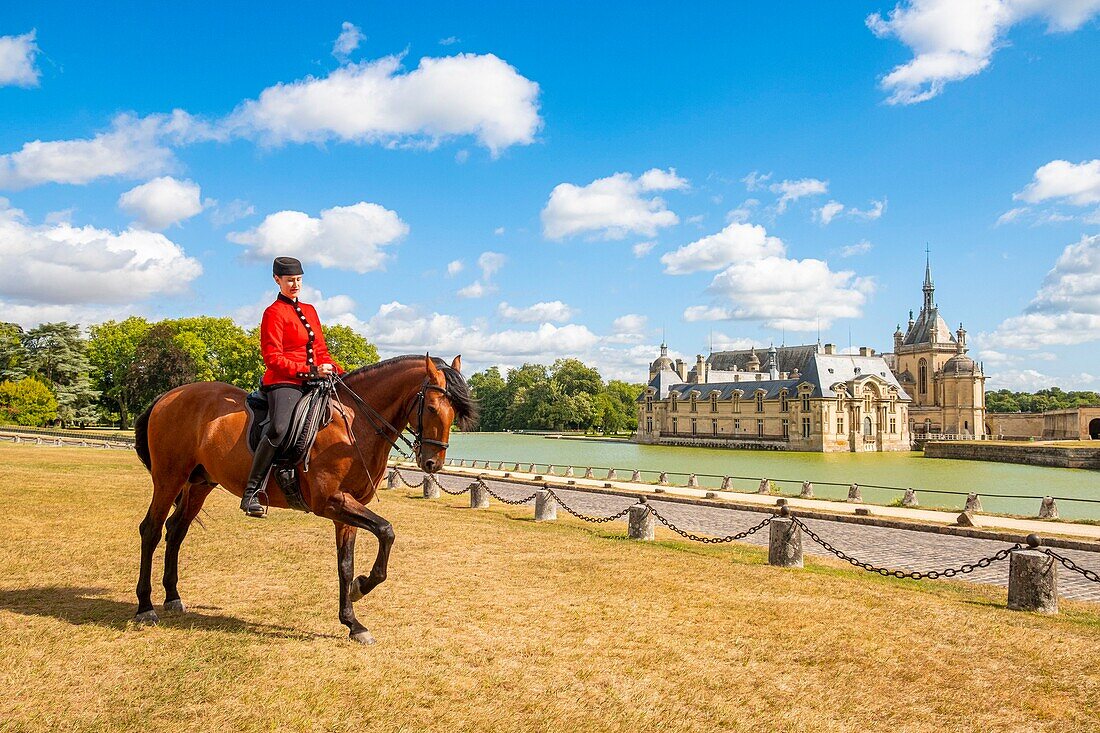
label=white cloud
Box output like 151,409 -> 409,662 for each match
0,30 -> 40,87
632,241 -> 656,258
541,169 -> 684,240
711,333 -> 756,352
815,201 -> 845,225
839,240 -> 873,257
118,176 -> 206,230
691,257 -> 875,331
742,171 -> 772,191
851,198 -> 886,220
456,282 -> 488,299
660,222 -> 785,274
770,177 -> 828,213
454,149 -> 469,164
725,198 -> 759,223
446,259 -> 464,277
439,36 -> 461,46
0,199 -> 201,306
0,114 -> 176,189
986,368 -> 1097,392
984,234 -> 1100,348
228,201 -> 408,273
456,251 -> 506,298
226,52 -> 541,155
605,313 -> 649,344
867,0 -> 1100,105
493,226 -> 505,235
1014,159 -> 1100,206
996,206 -> 1030,226
497,300 -> 577,323
210,199 -> 256,227
332,22 -> 364,60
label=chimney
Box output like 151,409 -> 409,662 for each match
858,346 -> 871,357
823,343 -> 836,355
674,358 -> 687,382
695,354 -> 706,384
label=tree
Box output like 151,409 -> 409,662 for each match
0,377 -> 58,426
551,358 -> 603,398
323,324 -> 379,370
468,367 -> 508,431
127,323 -> 199,413
505,363 -> 553,429
986,387 -> 1100,413
0,322 -> 26,381
170,316 -> 263,389
87,317 -> 151,429
22,322 -> 100,427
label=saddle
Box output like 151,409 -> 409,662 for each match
244,380 -> 334,511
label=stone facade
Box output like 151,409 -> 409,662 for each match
637,343 -> 912,453
884,257 -> 986,437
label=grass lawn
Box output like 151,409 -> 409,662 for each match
1,443 -> 1098,733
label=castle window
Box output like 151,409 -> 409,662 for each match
691,418 -> 697,435
801,393 -> 810,411
670,395 -> 678,412
837,416 -> 844,434
645,396 -> 653,413
711,419 -> 718,435
864,416 -> 873,436
734,418 -> 741,432
690,395 -> 697,413
889,418 -> 897,434
919,359 -> 928,395
732,395 -> 741,414
672,417 -> 678,433
801,417 -> 811,438
780,391 -> 790,412
710,394 -> 718,413
646,417 -> 653,433
755,394 -> 764,413
756,419 -> 764,437
782,419 -> 789,439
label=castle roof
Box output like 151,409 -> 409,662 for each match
902,307 -> 955,347
706,344 -> 818,374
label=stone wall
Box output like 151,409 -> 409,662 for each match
924,441 -> 1100,469
985,412 -> 1044,440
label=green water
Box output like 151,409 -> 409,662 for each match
444,433 -> 1100,521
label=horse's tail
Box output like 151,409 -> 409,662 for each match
133,394 -> 165,473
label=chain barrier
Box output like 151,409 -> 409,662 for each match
544,488 -> 633,524
1042,548 -> 1100,584
477,478 -> 540,506
436,479 -> 471,496
648,506 -> 773,544
791,516 -> 1020,580
391,468 -> 427,490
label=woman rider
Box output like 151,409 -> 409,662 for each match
240,256 -> 344,517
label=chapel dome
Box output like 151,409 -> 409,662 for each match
941,354 -> 978,375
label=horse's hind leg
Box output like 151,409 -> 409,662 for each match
135,474 -> 187,624
162,482 -> 215,613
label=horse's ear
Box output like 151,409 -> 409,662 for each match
425,353 -> 443,384
450,355 -> 462,373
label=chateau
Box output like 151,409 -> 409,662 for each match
636,258 -> 986,452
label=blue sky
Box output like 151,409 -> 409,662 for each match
1,2 -> 1099,387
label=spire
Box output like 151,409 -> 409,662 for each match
922,245 -> 935,312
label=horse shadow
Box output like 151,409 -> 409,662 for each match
0,586 -> 340,641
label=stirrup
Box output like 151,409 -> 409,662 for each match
241,489 -> 268,518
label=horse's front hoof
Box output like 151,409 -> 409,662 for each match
134,609 -> 160,625
164,599 -> 186,613
349,576 -> 366,603
349,630 -> 376,645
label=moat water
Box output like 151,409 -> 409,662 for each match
443,433 -> 1100,521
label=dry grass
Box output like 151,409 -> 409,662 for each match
1,443 -> 1098,733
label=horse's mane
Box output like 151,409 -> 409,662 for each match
345,355 -> 479,430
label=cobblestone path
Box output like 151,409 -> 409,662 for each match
419,471 -> 1100,604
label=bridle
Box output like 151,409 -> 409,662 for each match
330,373 -> 451,463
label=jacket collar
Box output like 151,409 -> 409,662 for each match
277,293 -> 299,305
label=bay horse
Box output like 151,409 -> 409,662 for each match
132,354 -> 476,644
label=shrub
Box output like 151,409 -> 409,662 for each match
0,377 -> 59,426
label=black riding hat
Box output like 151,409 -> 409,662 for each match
273,257 -> 304,276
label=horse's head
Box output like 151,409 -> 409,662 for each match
412,354 -> 478,473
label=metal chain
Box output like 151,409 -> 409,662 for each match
792,517 -> 1019,580
478,478 -> 539,506
544,488 -> 633,524
649,506 -> 773,544
1042,548 -> 1100,584
391,469 -> 426,489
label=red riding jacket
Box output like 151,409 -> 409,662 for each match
260,293 -> 344,387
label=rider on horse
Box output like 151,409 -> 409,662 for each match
240,256 -> 344,517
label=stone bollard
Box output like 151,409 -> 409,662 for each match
565,466 -> 575,478
423,476 -> 441,500
902,488 -> 919,507
800,481 -> 814,498
964,493 -> 983,513
546,465 -> 556,475
768,514 -> 803,568
627,502 -> 654,541
658,472 -> 670,485
1008,545 -> 1058,614
687,474 -> 699,487
607,468 -> 618,480
386,470 -> 400,490
534,490 -> 556,522
513,463 -> 521,472
1039,496 -> 1059,519
847,483 -> 862,503
705,491 -> 718,499
757,478 -> 770,494
497,462 -> 505,470
35,437 -> 42,445
631,469 -> 642,483
470,482 -> 490,509
721,476 -> 732,491
583,467 -> 594,479
528,463 -> 536,473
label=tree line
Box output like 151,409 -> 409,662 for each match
0,317 -> 377,429
985,387 -> 1100,414
468,359 -> 643,434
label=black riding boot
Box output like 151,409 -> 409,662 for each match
241,436 -> 279,518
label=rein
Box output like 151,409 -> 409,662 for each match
330,372 -> 451,462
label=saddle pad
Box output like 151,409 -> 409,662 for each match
244,382 -> 333,468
